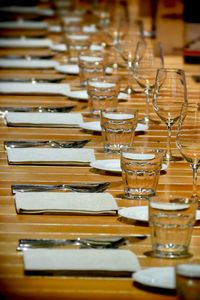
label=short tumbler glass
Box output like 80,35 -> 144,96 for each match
100,107 -> 138,153
87,76 -> 119,116
78,50 -> 106,86
149,196 -> 198,258
120,147 -> 163,199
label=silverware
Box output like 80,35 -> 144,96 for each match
4,139 -> 90,149
0,54 -> 55,59
0,105 -> 75,114
0,78 -> 65,83
12,182 -> 110,193
17,235 -> 147,251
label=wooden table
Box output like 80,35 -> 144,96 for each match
0,9 -> 200,300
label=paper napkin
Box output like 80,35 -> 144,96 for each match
7,148 -> 95,165
14,192 -> 118,215
5,112 -> 83,127
23,248 -> 140,276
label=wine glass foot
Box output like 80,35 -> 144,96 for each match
164,154 -> 183,163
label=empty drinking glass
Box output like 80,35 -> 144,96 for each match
121,147 -> 163,199
148,195 -> 198,258
100,107 -> 138,153
87,76 -> 119,116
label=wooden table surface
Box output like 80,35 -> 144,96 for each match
0,4 -> 200,299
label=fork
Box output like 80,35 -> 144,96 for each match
12,182 -> 110,193
17,235 -> 147,250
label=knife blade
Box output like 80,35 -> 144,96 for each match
4,139 -> 90,149
17,235 -> 147,251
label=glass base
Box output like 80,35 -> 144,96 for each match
164,153 -> 183,163
145,250 -> 192,259
124,189 -> 156,200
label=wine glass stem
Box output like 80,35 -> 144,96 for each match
191,163 -> 198,198
144,88 -> 150,125
165,124 -> 172,161
127,60 -> 133,92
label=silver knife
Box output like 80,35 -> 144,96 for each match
17,235 -> 147,251
0,105 -> 75,113
0,78 -> 65,83
4,139 -> 90,149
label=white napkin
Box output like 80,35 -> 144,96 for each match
0,6 -> 54,16
7,148 -> 95,165
0,83 -> 70,96
15,192 -> 118,215
0,38 -> 53,48
5,112 -> 83,127
0,59 -> 59,69
0,21 -> 48,29
23,248 -> 140,276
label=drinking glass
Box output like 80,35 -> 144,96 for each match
153,68 -> 188,162
117,22 -> 144,95
63,33 -> 91,63
176,103 -> 200,204
100,107 -> 138,153
78,50 -> 106,86
133,41 -> 164,126
148,195 -> 198,258
120,147 -> 163,199
104,21 -> 126,70
87,76 -> 119,116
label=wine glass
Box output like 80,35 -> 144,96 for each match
103,20 -> 127,70
133,41 -> 164,126
176,103 -> 200,204
117,22 -> 144,95
153,68 -> 188,162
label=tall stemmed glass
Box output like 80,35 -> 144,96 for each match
104,21 -> 127,70
133,41 -> 164,126
117,22 -> 144,95
176,103 -> 200,204
153,68 -> 188,162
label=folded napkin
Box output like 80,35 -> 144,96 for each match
0,83 -> 70,96
7,148 -> 95,165
5,112 -> 83,127
0,59 -> 59,69
0,38 -> 53,48
15,192 -> 118,215
0,21 -> 48,29
23,248 -> 140,276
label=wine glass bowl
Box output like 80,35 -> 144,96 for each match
176,103 -> 200,203
153,68 -> 188,162
133,41 -> 164,126
117,22 -> 144,95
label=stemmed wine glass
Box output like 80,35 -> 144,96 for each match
176,103 -> 200,204
153,68 -> 188,162
103,20 -> 127,70
133,41 -> 164,126
117,22 -> 144,95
